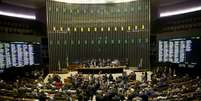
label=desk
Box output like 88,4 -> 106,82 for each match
77,67 -> 124,74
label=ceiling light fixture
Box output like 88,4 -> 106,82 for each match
160,6 -> 201,17
52,0 -> 137,4
0,11 -> 36,20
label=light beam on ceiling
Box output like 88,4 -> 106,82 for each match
0,10 -> 36,20
52,0 -> 137,4
160,6 -> 201,17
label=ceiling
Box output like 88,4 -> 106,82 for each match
160,0 -> 190,7
0,0 -> 45,9
0,0 -> 198,9
0,0 -> 201,13
160,0 -> 201,13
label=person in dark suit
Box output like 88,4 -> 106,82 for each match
65,92 -> 72,101
38,91 -> 46,101
87,83 -> 94,100
122,72 -> 128,89
83,91 -> 90,101
140,91 -> 148,101
125,58 -> 129,69
103,73 -> 108,82
112,95 -> 121,101
96,93 -> 104,101
76,88 -> 83,101
145,72 -> 148,82
104,92 -> 110,101
141,94 -> 148,101
109,74 -> 113,81
129,72 -> 136,81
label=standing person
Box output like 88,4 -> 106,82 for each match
109,74 -> 113,81
112,95 -> 121,101
96,92 -> 104,101
47,75 -> 53,84
86,83 -> 94,100
141,72 -> 145,82
66,93 -> 72,101
129,72 -> 136,81
103,73 -> 108,82
125,58 -> 129,69
54,79 -> 62,90
145,72 -> 148,82
76,88 -> 83,101
140,91 -> 148,101
38,91 -> 46,101
122,72 -> 128,89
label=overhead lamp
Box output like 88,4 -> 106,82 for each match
52,0 -> 137,4
0,10 -> 36,20
160,6 -> 201,17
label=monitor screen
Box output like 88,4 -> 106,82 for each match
0,41 -> 41,70
158,37 -> 200,68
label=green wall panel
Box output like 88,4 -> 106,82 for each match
46,0 -> 151,72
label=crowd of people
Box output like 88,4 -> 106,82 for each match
0,66 -> 46,100
77,58 -> 129,68
0,66 -> 201,101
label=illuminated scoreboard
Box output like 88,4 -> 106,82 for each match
11,44 -> 17,67
174,41 -> 179,63
4,43 -> 12,68
17,44 -> 23,67
28,44 -> 34,65
163,41 -> 169,62
0,41 -> 41,69
0,42 -> 5,69
169,41 -> 174,62
179,41 -> 185,63
158,37 -> 200,68
158,41 -> 163,62
186,40 -> 192,52
23,44 -> 29,66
